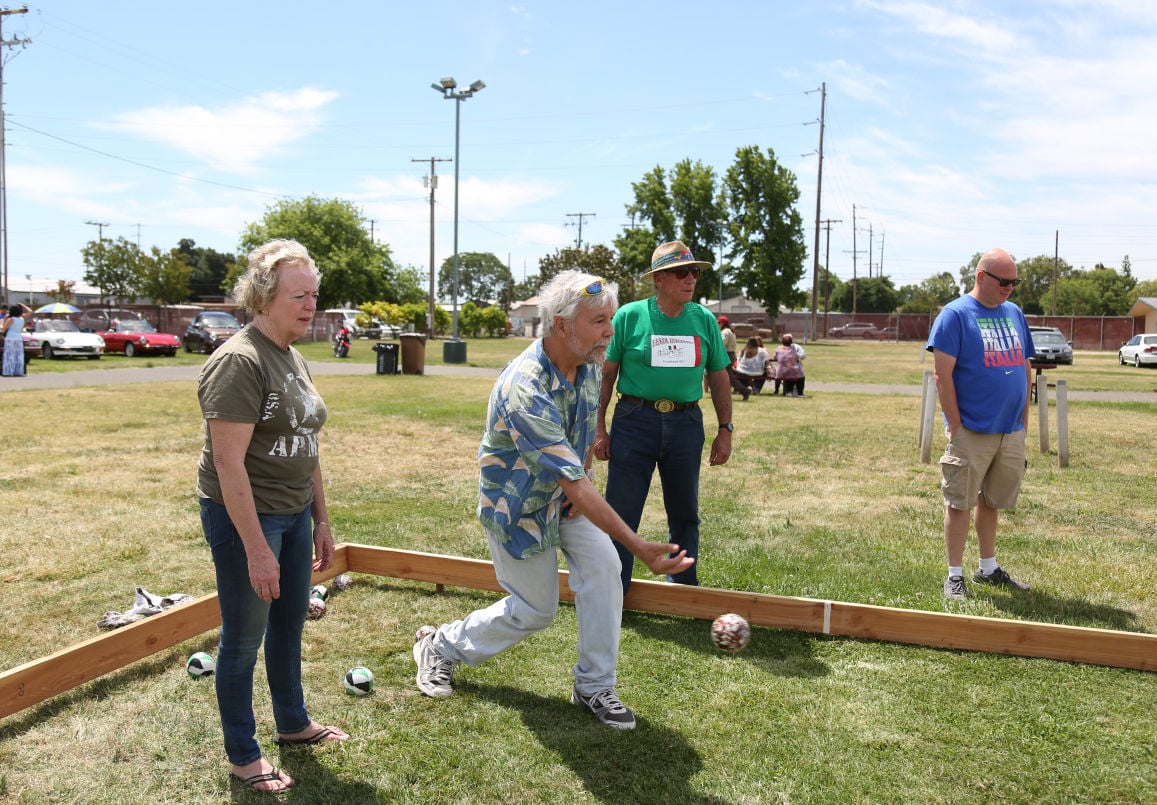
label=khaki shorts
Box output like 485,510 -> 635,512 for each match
939,426 -> 1027,511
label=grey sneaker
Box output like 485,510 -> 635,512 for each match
571,685 -> 636,730
973,567 -> 1031,591
943,575 -> 967,600
413,627 -> 456,698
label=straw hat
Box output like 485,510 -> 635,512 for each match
642,240 -> 712,278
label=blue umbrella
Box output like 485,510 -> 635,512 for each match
33,303 -> 81,314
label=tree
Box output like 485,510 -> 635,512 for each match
1129,278 -> 1157,305
670,159 -> 728,300
45,280 -> 77,304
438,252 -> 511,307
1072,264 -> 1135,315
611,228 -> 656,304
626,167 -> 675,242
723,145 -> 808,314
239,195 -> 398,308
178,239 -> 236,301
511,273 -> 540,302
137,246 -> 192,305
832,275 -> 899,313
536,244 -> 642,305
82,236 -> 144,304
393,265 -> 429,305
898,271 -> 960,314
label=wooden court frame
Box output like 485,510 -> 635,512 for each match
2,543 -> 1153,720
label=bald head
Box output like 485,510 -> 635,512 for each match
971,248 -> 1019,307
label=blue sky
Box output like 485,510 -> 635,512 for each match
5,0 -> 1157,299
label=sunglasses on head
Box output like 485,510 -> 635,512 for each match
559,279 -> 606,313
664,266 -> 700,279
983,269 -> 1021,288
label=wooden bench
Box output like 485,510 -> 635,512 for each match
1030,362 -> 1057,402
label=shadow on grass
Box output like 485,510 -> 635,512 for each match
622,610 -> 831,679
976,587 -> 1147,633
273,745 -> 379,804
0,636 -> 220,741
470,684 -> 730,805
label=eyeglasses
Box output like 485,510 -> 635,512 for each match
983,269 -> 1021,288
664,266 -> 701,279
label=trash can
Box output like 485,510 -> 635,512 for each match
373,342 -> 399,375
399,333 -> 428,375
442,339 -> 467,364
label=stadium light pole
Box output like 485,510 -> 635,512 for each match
431,76 -> 485,364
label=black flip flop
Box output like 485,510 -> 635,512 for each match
230,766 -> 292,794
274,725 -> 343,746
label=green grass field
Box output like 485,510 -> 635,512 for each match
0,337 -> 1154,803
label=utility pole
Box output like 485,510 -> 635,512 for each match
820,218 -> 841,334
366,219 -> 376,243
807,82 -> 826,343
0,5 -> 29,305
565,212 -> 595,250
1052,230 -> 1059,316
85,220 -> 109,305
413,156 -> 451,336
867,222 -> 874,279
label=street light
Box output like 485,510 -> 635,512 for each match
431,75 -> 485,364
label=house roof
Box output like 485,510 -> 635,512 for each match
1127,297 -> 1157,317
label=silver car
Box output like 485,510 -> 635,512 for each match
1029,330 -> 1073,365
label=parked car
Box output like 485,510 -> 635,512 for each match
325,309 -> 363,337
99,319 -> 180,357
183,311 -> 242,354
1029,329 -> 1073,365
28,319 -> 104,359
827,322 -> 883,338
1118,333 -> 1157,367
75,307 -> 143,333
361,319 -> 401,339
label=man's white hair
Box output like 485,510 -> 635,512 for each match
538,270 -> 618,336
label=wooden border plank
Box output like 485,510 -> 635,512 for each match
2,544 -> 1152,721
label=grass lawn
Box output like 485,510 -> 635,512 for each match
0,338 -> 1153,803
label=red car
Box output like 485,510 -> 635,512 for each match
99,319 -> 180,357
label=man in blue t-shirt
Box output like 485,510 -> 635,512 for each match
926,248 -> 1036,601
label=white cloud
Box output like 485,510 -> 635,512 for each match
97,88 -> 340,175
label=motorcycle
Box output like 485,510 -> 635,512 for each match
332,326 -> 351,358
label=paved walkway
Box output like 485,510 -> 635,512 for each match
2,361 -> 1153,403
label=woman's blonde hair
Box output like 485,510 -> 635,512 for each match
234,239 -> 319,314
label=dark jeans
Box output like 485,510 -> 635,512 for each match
605,398 -> 704,592
200,498 -> 314,765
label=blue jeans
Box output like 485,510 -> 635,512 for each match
435,515 -> 624,694
200,498 -> 314,765
604,398 -> 704,591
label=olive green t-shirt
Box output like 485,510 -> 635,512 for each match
196,325 -> 327,514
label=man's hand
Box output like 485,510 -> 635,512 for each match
632,540 -> 695,576
709,431 -> 732,466
593,425 -> 611,461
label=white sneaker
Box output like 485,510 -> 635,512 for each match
413,627 -> 456,698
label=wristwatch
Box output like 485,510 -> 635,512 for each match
718,422 -> 734,432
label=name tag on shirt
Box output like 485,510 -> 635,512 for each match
651,335 -> 700,368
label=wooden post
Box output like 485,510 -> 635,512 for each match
1037,373 -> 1050,453
1056,379 -> 1069,467
919,370 -> 936,463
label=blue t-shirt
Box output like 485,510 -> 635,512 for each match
477,339 -> 598,559
926,295 -> 1035,434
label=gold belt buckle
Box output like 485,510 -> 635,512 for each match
654,399 -> 675,413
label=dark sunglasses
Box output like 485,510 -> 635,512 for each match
665,266 -> 701,279
983,269 -> 1021,288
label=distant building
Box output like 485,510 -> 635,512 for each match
5,277 -> 103,307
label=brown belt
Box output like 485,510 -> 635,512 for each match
619,394 -> 699,413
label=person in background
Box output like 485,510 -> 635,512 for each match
734,336 -> 772,395
773,334 -> 806,397
927,247 -> 1034,601
595,240 -> 734,593
196,239 -> 348,794
2,303 -> 28,377
412,270 -> 692,730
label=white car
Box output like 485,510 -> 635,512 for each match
29,319 -> 105,360
1118,333 -> 1157,367
325,309 -> 363,337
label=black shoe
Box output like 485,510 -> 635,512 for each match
973,567 -> 1031,591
